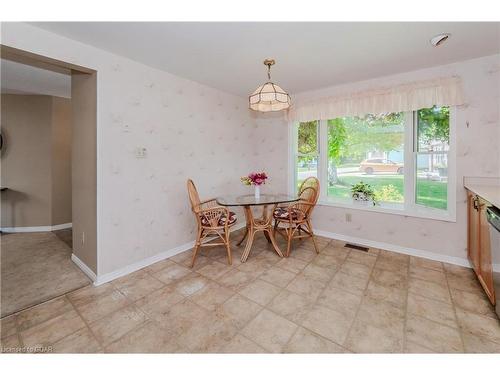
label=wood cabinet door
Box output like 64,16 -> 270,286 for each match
478,199 -> 495,304
467,192 -> 480,273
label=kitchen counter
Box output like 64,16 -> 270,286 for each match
464,177 -> 500,208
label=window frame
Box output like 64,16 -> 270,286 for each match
288,108 -> 456,222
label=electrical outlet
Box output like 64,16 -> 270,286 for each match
345,213 -> 352,222
81,231 -> 85,245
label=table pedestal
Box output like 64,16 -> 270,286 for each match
237,205 -> 284,262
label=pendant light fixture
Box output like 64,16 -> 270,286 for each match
249,59 -> 291,112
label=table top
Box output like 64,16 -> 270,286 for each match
216,193 -> 299,207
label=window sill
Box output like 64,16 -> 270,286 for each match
317,198 -> 456,223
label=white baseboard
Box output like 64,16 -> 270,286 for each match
315,229 -> 471,268
1,222 -> 72,233
71,253 -> 97,282
93,222 -> 246,286
51,223 -> 73,231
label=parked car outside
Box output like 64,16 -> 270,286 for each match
359,159 -> 403,174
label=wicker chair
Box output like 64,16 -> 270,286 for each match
272,177 -> 320,257
187,179 -> 237,267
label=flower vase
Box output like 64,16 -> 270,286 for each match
254,185 -> 261,200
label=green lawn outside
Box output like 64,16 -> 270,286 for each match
326,174 -> 447,210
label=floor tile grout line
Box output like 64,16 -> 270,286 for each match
2,285 -> 89,321
144,267 -> 169,286
407,284 -> 455,305
236,327 -> 269,353
403,265 -> 468,353
67,281 -> 166,351
101,320 -> 152,353
72,284 -> 138,326
443,267 -> 467,352
339,252 -> 381,352
234,240 -> 341,353
10,282 -> 128,351
293,325 -> 353,353
221,298 -> 266,351
149,269 -> 256,351
402,257 -> 410,352
405,292 -> 460,331
404,339 -> 436,353
280,244 -> 352,351
404,313 -> 459,353
279,324 -> 301,353
63,294 -> 105,352
90,300 -> 153,351
280,255 -> 354,353
14,314 -> 25,349
221,329 -> 268,353
14,294 -> 81,334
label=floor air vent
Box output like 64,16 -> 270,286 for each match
344,243 -> 369,252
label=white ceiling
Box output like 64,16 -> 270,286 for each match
1,59 -> 71,98
30,22 -> 500,97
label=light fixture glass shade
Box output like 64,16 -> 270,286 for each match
249,82 -> 291,112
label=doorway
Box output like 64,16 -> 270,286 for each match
0,45 -> 97,317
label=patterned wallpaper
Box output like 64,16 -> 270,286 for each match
2,23 -> 261,275
250,111 -> 289,195
98,60 -> 261,274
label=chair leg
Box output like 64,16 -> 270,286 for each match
191,228 -> 202,268
286,227 -> 293,257
306,219 -> 320,254
225,229 -> 232,265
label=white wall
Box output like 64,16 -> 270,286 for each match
250,111 -> 290,194
254,54 -> 500,263
1,23 -> 256,276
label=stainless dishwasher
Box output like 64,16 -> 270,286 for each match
486,206 -> 500,318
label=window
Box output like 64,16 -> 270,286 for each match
291,106 -> 454,220
415,107 -> 450,210
327,113 -> 405,205
294,121 -> 319,190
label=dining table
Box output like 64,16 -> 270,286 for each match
216,193 -> 299,262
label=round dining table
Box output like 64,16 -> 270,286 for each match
216,193 -> 299,262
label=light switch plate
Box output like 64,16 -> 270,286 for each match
135,147 -> 147,158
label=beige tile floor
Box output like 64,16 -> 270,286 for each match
1,231 -> 91,317
2,230 -> 500,353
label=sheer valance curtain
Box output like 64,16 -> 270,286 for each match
287,76 -> 465,122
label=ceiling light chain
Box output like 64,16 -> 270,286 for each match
265,59 -> 274,81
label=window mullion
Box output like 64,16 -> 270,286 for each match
318,119 -> 328,201
447,106 -> 456,220
404,111 -> 415,210
289,122 -> 298,195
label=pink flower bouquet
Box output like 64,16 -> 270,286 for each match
241,172 -> 268,186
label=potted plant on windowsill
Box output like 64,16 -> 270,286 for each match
351,182 -> 377,206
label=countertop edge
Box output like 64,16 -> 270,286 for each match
464,183 -> 500,209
